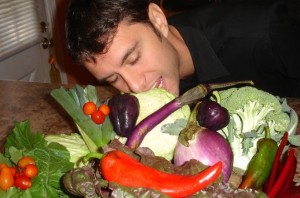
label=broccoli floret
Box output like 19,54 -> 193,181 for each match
215,86 -> 291,171
219,86 -> 289,133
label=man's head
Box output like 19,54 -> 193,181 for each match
66,0 -> 157,64
66,0 -> 183,95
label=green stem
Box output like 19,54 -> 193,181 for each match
83,152 -> 104,162
265,126 -> 271,139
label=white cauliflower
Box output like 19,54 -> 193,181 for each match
119,88 -> 191,160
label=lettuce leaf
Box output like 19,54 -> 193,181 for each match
0,121 -> 74,198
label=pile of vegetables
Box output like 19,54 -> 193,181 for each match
50,81 -> 266,197
51,81 -> 300,197
1,80 -> 300,197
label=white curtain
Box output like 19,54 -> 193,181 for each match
0,0 -> 42,60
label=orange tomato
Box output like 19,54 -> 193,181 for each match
98,104 -> 110,116
0,163 -> 8,171
83,101 -> 97,115
23,164 -> 38,178
18,156 -> 35,169
0,167 -> 14,191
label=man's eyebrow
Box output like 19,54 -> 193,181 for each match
121,42 -> 138,65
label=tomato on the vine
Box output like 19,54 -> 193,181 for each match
0,167 -> 14,191
83,101 -> 97,115
23,164 -> 38,178
14,175 -> 32,190
98,104 -> 110,116
17,156 -> 35,169
91,110 -> 105,124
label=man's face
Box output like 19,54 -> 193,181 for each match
84,21 -> 181,95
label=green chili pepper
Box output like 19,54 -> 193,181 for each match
239,127 -> 278,190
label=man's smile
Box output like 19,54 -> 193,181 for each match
152,77 -> 164,89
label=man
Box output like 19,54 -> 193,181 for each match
65,0 -> 300,97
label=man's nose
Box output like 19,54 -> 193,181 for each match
122,72 -> 145,93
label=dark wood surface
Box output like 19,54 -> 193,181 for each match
0,80 -> 118,148
0,80 -> 299,147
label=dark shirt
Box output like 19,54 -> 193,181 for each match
168,0 -> 300,97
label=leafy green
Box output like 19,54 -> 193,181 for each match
45,133 -> 90,168
4,121 -> 46,156
51,85 -> 115,152
0,121 -> 73,198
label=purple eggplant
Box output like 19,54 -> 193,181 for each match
174,126 -> 233,182
108,93 -> 139,137
196,99 -> 229,131
174,103 -> 233,182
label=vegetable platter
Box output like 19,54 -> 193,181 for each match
0,80 -> 300,198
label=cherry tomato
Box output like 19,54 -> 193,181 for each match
0,167 -> 14,191
18,156 -> 35,169
91,110 -> 105,124
83,101 -> 97,115
14,175 -> 32,190
23,164 -> 38,178
98,104 -> 110,116
0,163 -> 8,171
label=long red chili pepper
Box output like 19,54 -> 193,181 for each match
276,185 -> 300,198
264,132 -> 288,193
276,152 -> 297,197
268,148 -> 295,198
100,150 -> 222,198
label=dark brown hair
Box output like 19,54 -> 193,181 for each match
66,0 -> 159,64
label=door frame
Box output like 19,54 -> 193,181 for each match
44,0 -> 68,84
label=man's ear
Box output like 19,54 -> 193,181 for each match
148,3 -> 169,37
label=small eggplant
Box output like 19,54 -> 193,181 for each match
174,126 -> 233,182
196,99 -> 229,131
174,103 -> 233,182
108,93 -> 139,137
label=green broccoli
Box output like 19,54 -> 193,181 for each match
218,86 -> 290,134
214,86 -> 291,171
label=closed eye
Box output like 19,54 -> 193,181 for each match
106,75 -> 118,84
129,52 -> 140,65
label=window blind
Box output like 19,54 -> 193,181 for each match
0,0 -> 42,60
